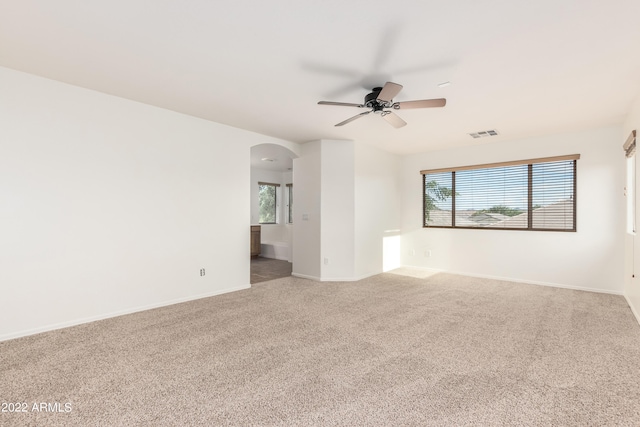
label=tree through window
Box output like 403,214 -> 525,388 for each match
258,182 -> 279,224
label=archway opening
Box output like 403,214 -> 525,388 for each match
250,143 -> 297,284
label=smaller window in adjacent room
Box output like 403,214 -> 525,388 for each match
286,183 -> 293,224
625,130 -> 637,234
421,154 -> 579,232
258,182 -> 279,224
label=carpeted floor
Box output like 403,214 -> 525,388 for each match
2,271 -> 640,426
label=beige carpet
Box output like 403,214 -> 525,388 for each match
2,271 -> 640,426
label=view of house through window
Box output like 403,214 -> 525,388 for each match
422,155 -> 579,231
258,182 -> 279,224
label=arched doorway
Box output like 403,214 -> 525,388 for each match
250,143 -> 297,284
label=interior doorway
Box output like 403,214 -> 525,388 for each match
250,143 -> 297,283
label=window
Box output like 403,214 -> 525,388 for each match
258,182 -> 279,224
625,130 -> 637,234
422,154 -> 579,231
286,183 -> 293,224
627,156 -> 635,234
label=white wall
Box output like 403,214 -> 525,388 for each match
354,142 -> 402,278
400,126 -> 625,293
292,139 -> 356,281
293,139 -> 401,281
292,141 -> 321,279
0,67 -> 293,341
320,140 -> 356,280
624,92 -> 640,320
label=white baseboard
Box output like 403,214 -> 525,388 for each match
398,265 -> 623,296
292,271 -> 379,282
335,271 -> 380,282
291,272 -> 321,281
0,284 -> 251,343
625,295 -> 640,326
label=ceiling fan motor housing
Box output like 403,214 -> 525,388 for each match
365,87 -> 387,112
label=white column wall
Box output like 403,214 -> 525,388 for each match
292,141 -> 322,279
319,140 -> 356,280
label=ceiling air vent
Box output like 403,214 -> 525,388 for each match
469,129 -> 499,139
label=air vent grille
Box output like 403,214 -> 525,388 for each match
469,129 -> 499,139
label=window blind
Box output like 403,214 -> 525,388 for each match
624,130 -> 637,158
422,155 -> 578,231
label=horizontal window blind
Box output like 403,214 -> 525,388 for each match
624,130 -> 636,158
455,164 -> 528,229
531,161 -> 575,230
422,156 -> 578,231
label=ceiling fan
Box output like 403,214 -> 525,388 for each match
318,81 -> 446,128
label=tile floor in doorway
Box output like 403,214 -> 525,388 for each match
250,257 -> 292,284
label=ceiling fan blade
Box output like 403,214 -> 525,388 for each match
382,112 -> 407,128
335,111 -> 371,127
376,82 -> 403,103
394,98 -> 446,109
318,101 -> 364,107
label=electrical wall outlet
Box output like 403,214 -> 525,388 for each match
324,258 -> 329,265
200,268 -> 206,276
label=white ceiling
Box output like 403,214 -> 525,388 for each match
2,1 -> 640,155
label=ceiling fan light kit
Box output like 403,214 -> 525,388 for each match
318,81 -> 446,128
